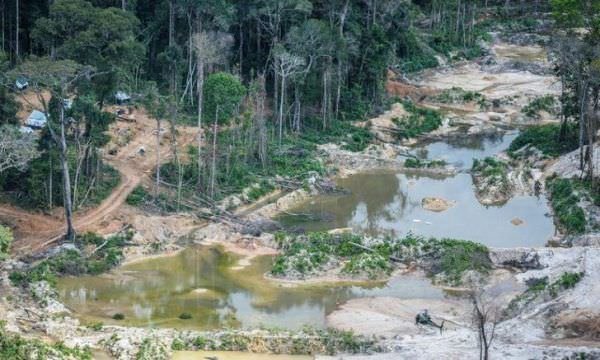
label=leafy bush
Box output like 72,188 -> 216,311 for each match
342,253 -> 391,279
392,101 -> 442,139
126,185 -> 150,206
404,158 -> 446,169
271,232 -> 366,278
112,313 -> 125,320
433,87 -> 485,104
273,232 -> 490,284
552,272 -> 583,291
9,231 -> 132,287
509,124 -> 578,158
179,312 -> 192,320
547,178 -> 586,234
0,225 -> 13,259
246,181 -> 275,201
0,321 -> 92,359
394,234 -> 492,285
522,95 -> 556,118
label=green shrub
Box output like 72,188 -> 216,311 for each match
438,239 -> 491,284
0,321 -> 92,359
87,322 -> 103,331
522,95 -> 556,118
112,313 -> 125,320
404,158 -> 447,169
509,124 -> 578,158
0,225 -> 13,259
547,178 -> 586,234
342,253 -> 391,279
126,185 -> 150,206
392,101 -> 442,139
393,235 -> 492,285
549,272 -> 583,297
10,231 -> 132,287
179,312 -> 192,320
171,339 -> 185,351
246,181 -> 275,201
433,87 -> 485,104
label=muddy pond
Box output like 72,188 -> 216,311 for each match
279,132 -> 555,248
57,132 -> 555,330
58,246 -> 444,330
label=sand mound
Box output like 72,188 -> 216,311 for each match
422,197 -> 454,212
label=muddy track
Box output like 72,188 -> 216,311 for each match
1,109 -> 198,257
3,167 -> 141,256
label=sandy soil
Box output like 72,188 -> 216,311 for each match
327,296 -> 470,338
421,197 -> 454,212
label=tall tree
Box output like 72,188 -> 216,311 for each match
11,58 -> 94,241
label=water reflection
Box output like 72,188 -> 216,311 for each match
279,132 -> 554,247
57,246 -> 445,330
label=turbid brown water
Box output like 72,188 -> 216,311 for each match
58,245 -> 445,330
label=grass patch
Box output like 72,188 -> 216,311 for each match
392,101 -> 442,139
508,124 -> 578,158
0,321 -> 92,359
9,231 -> 133,287
547,178 -> 587,234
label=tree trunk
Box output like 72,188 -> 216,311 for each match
59,105 -> 75,241
210,106 -> 219,199
14,0 -> 18,60
155,118 -> 161,198
197,58 -> 204,189
579,79 -> 589,172
278,75 -> 285,144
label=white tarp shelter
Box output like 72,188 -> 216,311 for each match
115,91 -> 131,104
15,77 -> 28,90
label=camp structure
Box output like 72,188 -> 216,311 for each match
115,91 -> 131,104
25,110 -> 48,129
15,76 -> 29,91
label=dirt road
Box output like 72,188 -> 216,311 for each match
1,108 -> 198,256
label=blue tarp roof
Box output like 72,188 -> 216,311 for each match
25,110 -> 48,128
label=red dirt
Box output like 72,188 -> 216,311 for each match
1,107 -> 199,257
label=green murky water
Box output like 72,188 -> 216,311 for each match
58,246 -> 444,330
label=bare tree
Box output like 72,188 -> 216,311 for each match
470,287 -> 500,360
192,31 -> 232,189
0,125 -> 39,172
273,49 -> 305,143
